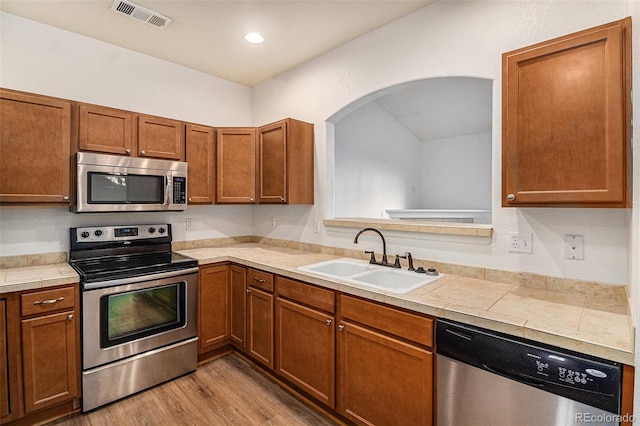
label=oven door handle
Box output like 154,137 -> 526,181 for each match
83,267 -> 199,290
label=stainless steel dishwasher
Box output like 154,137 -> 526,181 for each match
437,319 -> 623,426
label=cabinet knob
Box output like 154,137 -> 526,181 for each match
63,196 -> 69,201
249,198 -> 255,203
507,193 -> 516,202
280,197 -> 285,203
338,324 -> 345,332
68,314 -> 74,321
140,150 -> 146,156
188,197 -> 193,202
246,289 -> 251,294
126,148 -> 131,154
325,319 -> 332,326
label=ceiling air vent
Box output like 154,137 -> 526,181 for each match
110,0 -> 173,29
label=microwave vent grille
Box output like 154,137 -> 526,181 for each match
110,0 -> 172,29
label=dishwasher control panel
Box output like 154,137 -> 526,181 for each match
436,319 -> 621,414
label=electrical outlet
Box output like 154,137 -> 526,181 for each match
564,235 -> 584,260
186,218 -> 194,230
508,231 -> 533,253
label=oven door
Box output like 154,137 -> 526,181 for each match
82,271 -> 197,370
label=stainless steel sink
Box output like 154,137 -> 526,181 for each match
298,258 -> 443,294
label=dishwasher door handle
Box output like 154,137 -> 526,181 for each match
482,364 -> 546,389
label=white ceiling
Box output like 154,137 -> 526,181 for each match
0,0 -> 434,87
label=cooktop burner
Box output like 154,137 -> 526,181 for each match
69,224 -> 197,286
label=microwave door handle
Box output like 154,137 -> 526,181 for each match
165,174 -> 172,207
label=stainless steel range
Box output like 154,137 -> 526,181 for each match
69,224 -> 198,412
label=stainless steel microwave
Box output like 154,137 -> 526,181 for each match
73,152 -> 187,213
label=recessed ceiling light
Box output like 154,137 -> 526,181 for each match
244,32 -> 265,44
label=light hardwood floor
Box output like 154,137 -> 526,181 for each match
50,354 -> 338,425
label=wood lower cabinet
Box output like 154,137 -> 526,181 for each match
198,265 -> 231,354
186,124 -> 216,204
275,277 -> 335,408
0,89 -> 71,204
246,268 -> 275,369
502,18 -> 631,207
258,119 -> 314,204
216,128 -> 257,203
0,299 -> 10,420
229,265 -> 247,349
337,295 -> 434,426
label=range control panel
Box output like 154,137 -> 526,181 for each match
73,224 -> 170,243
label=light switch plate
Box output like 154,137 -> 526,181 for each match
508,232 -> 532,253
564,235 -> 584,260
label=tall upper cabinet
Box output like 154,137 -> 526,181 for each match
258,119 -> 314,204
502,18 -> 631,207
0,89 -> 71,204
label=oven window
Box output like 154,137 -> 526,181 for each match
88,172 -> 165,204
100,282 -> 186,348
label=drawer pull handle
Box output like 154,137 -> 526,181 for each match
253,277 -> 266,284
33,296 -> 64,305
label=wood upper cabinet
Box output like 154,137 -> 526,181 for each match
186,124 -> 215,204
78,104 -> 135,155
198,265 -> 230,354
258,119 -> 314,204
77,104 -> 184,160
337,295 -> 434,426
20,285 -> 80,415
138,114 -> 184,160
275,277 -> 335,408
502,18 -> 631,207
0,89 -> 71,204
216,128 -> 257,203
229,265 -> 247,349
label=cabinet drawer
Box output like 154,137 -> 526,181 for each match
248,268 -> 274,292
339,295 -> 433,347
276,277 -> 335,314
21,287 -> 75,317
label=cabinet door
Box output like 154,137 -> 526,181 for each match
229,265 -> 247,349
502,18 -> 631,207
276,298 -> 335,408
198,265 -> 230,353
0,90 -> 71,203
78,104 -> 135,155
186,124 -> 215,204
248,287 -> 274,369
21,311 -> 78,413
337,321 -> 433,426
258,120 -> 287,204
0,299 -> 8,419
216,128 -> 257,203
138,114 -> 184,160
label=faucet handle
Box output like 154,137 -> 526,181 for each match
394,254 -> 406,268
364,250 -> 377,263
404,252 -> 415,271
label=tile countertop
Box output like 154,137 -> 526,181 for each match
0,263 -> 79,294
176,243 -> 635,366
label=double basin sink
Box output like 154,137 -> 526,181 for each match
298,258 -> 444,294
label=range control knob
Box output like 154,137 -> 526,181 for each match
94,230 -> 103,237
158,227 -> 166,234
148,227 -> 156,234
80,231 -> 90,239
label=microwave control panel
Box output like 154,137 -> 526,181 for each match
173,176 -> 186,204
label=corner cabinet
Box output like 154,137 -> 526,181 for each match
258,119 -> 314,204
0,89 -> 71,204
216,128 -> 257,203
502,18 -> 631,207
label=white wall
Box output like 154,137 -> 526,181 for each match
251,0 -> 636,287
421,132 -> 492,210
334,101 -> 423,217
0,12 -> 254,255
